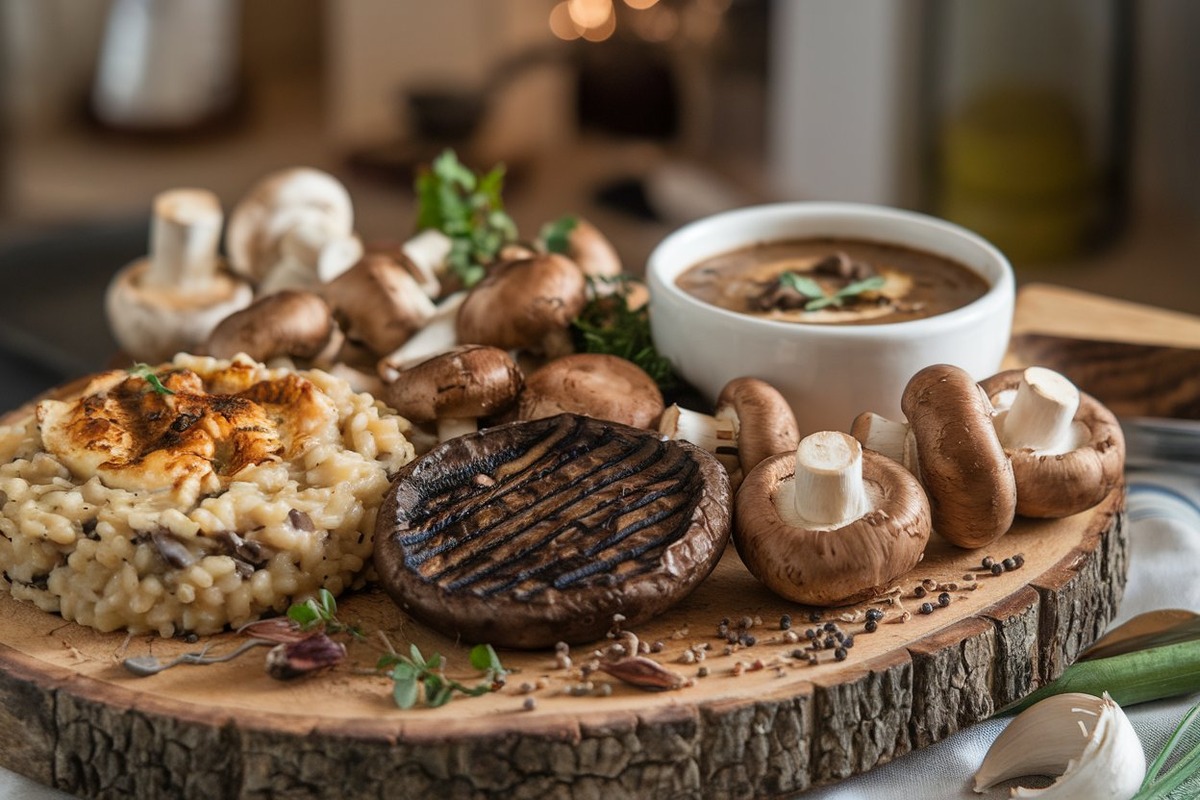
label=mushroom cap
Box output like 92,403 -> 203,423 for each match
715,377 -> 800,474
567,218 -> 622,280
205,290 -> 335,363
981,368 -> 1125,518
734,448 -> 931,606
519,353 -> 664,429
225,167 -> 354,283
902,363 -> 1016,549
384,345 -> 523,423
322,253 -> 436,356
455,253 -> 587,357
105,258 -> 253,363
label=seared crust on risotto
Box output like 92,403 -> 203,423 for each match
0,354 -> 415,637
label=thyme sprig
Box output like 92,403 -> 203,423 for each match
378,643 -> 508,709
1133,700 -> 1200,799
128,363 -> 175,395
778,272 -> 887,311
571,275 -> 676,390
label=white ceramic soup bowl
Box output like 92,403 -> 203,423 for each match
647,202 -> 1015,436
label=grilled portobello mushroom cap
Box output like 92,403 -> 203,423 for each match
373,413 -> 732,648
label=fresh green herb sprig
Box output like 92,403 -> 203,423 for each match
779,272 -> 887,311
539,214 -> 579,255
378,643 -> 508,709
286,588 -> 365,640
415,149 -> 517,287
128,363 -> 175,395
572,276 -> 676,390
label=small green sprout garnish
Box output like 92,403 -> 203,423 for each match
415,149 -> 518,287
539,214 -> 579,255
128,363 -> 175,395
286,588 -> 365,640
779,272 -> 887,311
378,643 -> 508,709
572,276 -> 676,390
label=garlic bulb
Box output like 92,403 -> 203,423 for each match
974,692 -> 1145,798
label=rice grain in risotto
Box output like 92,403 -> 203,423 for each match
0,354 -> 415,637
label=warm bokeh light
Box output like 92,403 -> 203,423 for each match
548,1 -> 582,40
581,8 -> 617,42
568,0 -> 613,30
624,0 -> 660,10
629,5 -> 679,43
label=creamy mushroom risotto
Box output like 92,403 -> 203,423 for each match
0,354 -> 415,637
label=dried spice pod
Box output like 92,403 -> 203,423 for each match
373,414 -> 732,649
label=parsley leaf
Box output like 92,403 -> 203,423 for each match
128,363 -> 175,395
571,276 -> 676,390
539,215 -> 579,255
414,149 -> 517,287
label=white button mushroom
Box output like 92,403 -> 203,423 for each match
105,188 -> 253,363
256,223 -> 364,296
224,167 -> 354,285
518,353 -> 664,429
734,430 -> 931,606
981,367 -> 1125,518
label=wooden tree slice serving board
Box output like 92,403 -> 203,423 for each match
0,490 -> 1126,799
0,283 -> 1160,799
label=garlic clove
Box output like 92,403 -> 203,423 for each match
974,692 -> 1145,799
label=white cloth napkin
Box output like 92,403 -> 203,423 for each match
3,471 -> 1198,799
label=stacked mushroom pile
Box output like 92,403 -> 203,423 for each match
104,168 -> 680,451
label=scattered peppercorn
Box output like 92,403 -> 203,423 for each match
780,614 -> 792,631
865,608 -> 883,622
784,630 -> 800,643
982,556 -> 995,569
938,592 -> 951,607
1012,553 -> 1025,569
812,639 -> 824,651
805,628 -> 817,640
921,578 -> 937,592
791,648 -> 807,659
834,647 -> 848,661
1002,557 -> 1017,571
824,636 -> 836,649
919,602 -> 934,615
823,622 -> 837,632
742,634 -> 757,647
739,616 -> 754,630
697,666 -> 709,678
523,697 -> 537,711
864,619 -> 878,633
808,611 -> 822,623
650,640 -> 665,653
990,563 -> 1004,576
913,585 -> 927,598
834,631 -> 846,642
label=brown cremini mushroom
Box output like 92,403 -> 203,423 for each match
105,188 -> 253,362
734,430 -> 931,606
455,253 -> 587,358
659,377 -> 800,488
980,366 -> 1125,518
323,253 -> 436,356
225,167 -> 354,284
205,290 -> 337,365
518,353 -> 664,429
901,363 -> 1017,549
384,345 -> 523,441
564,218 -> 622,282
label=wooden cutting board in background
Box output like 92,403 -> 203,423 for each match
1007,283 -> 1200,419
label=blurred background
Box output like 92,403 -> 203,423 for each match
0,0 -> 1198,406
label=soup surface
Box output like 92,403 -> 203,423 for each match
676,238 -> 989,325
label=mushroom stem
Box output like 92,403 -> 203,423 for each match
851,412 -> 918,474
402,229 -> 452,295
280,224 -> 363,284
378,290 -> 466,380
1000,367 -> 1081,454
145,189 -> 224,292
784,431 -> 870,528
658,404 -> 740,472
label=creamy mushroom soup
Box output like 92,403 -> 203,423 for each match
675,238 -> 989,325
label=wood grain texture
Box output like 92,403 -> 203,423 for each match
0,490 -> 1127,799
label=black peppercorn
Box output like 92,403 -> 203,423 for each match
982,556 -> 995,569
864,619 -> 878,633
823,622 -> 837,632
809,611 -> 822,623
805,628 -> 817,640
791,648 -> 807,659
834,647 -> 848,661
1002,557 -> 1017,571
938,592 -> 951,607
990,563 -> 1004,576
919,602 -> 934,615
1013,553 -> 1025,569
824,636 -> 836,649
913,585 -> 927,598
865,608 -> 883,622
843,635 -> 855,648
780,614 -> 792,631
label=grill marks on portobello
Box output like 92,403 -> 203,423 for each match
374,414 -> 732,648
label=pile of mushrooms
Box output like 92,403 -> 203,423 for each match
104,167 -> 677,451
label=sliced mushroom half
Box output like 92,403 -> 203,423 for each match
734,430 -> 931,606
981,366 -> 1125,518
